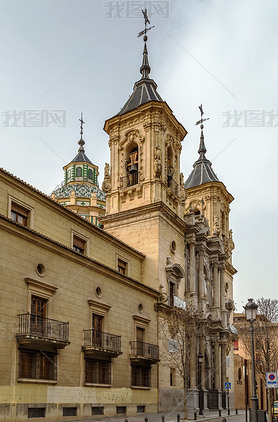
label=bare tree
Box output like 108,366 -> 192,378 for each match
159,307 -> 207,418
257,298 -> 278,323
235,298 -> 278,418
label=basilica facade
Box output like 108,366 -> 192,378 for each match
0,29 -> 236,422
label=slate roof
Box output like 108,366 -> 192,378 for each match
71,150 -> 93,165
184,129 -> 219,189
118,41 -> 163,116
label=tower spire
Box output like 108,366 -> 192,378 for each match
138,9 -> 154,79
195,104 -> 209,159
78,112 -> 85,152
184,105 -> 219,189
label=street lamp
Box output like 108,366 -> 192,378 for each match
244,298 -> 258,422
198,352 -> 204,415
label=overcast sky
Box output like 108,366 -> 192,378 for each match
1,0 -> 277,311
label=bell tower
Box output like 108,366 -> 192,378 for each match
101,13 -> 187,292
103,42 -> 187,219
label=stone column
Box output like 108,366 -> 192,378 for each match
197,247 -> 205,313
214,339 -> 220,391
213,261 -> 220,309
189,241 -> 196,294
190,339 -> 197,389
221,341 -> 227,391
220,263 -> 226,326
200,338 -> 206,389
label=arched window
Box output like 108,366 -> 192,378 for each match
126,146 -> 138,186
76,167 -> 82,177
221,211 -> 226,234
167,146 -> 174,188
88,169 -> 93,180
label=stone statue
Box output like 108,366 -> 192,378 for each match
228,229 -> 235,251
154,146 -> 162,178
213,215 -> 220,236
180,173 -> 186,201
102,163 -> 111,193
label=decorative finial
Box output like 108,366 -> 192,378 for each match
195,104 -> 210,157
138,9 -> 155,79
78,112 -> 85,152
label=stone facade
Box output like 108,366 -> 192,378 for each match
0,28 -> 237,422
0,168 -> 159,421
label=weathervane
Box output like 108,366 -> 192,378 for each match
78,112 -> 85,151
79,112 -> 85,139
138,9 -> 155,39
195,104 -> 209,129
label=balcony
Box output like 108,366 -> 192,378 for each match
130,341 -> 159,364
83,329 -> 122,358
17,313 -> 70,349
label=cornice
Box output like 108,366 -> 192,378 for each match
185,181 -> 234,203
104,101 -> 187,140
0,214 -> 159,298
101,201 -> 186,233
0,168 -> 144,260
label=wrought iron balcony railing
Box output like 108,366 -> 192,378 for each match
17,313 -> 69,343
130,341 -> 159,362
83,329 -> 121,355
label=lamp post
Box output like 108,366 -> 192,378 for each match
198,352 -> 204,415
244,298 -> 258,422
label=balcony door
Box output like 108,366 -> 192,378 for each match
92,314 -> 103,347
136,327 -> 144,356
31,296 -> 47,335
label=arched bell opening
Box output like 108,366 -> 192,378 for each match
126,144 -> 139,186
167,146 -> 175,188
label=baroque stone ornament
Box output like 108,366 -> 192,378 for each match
154,145 -> 162,178
102,163 -> 111,193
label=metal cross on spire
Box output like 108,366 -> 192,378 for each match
79,112 -> 85,138
137,9 -> 155,39
195,104 -> 210,129
78,112 -> 85,152
195,105 -> 209,157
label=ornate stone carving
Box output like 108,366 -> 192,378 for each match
213,215 -> 220,236
102,163 -> 111,193
159,284 -> 168,303
154,145 -> 162,178
228,229 -> 235,251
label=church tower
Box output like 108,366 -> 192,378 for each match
184,111 -> 235,267
51,114 -> 106,226
101,23 -> 187,295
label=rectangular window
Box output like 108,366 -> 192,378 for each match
73,235 -> 86,254
117,259 -> 127,275
170,368 -> 176,386
92,314 -> 103,347
136,327 -> 145,355
11,202 -> 29,226
28,408 -> 46,418
131,365 -> 151,387
85,359 -> 111,385
234,340 -> 239,350
137,405 -> 145,413
116,406 -> 126,415
19,350 -> 56,380
169,281 -> 175,307
63,407 -> 77,417
92,407 -> 104,415
30,296 -> 47,336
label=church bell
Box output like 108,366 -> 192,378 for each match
129,163 -> 138,174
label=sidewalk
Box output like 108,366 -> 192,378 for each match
74,409 -> 244,422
